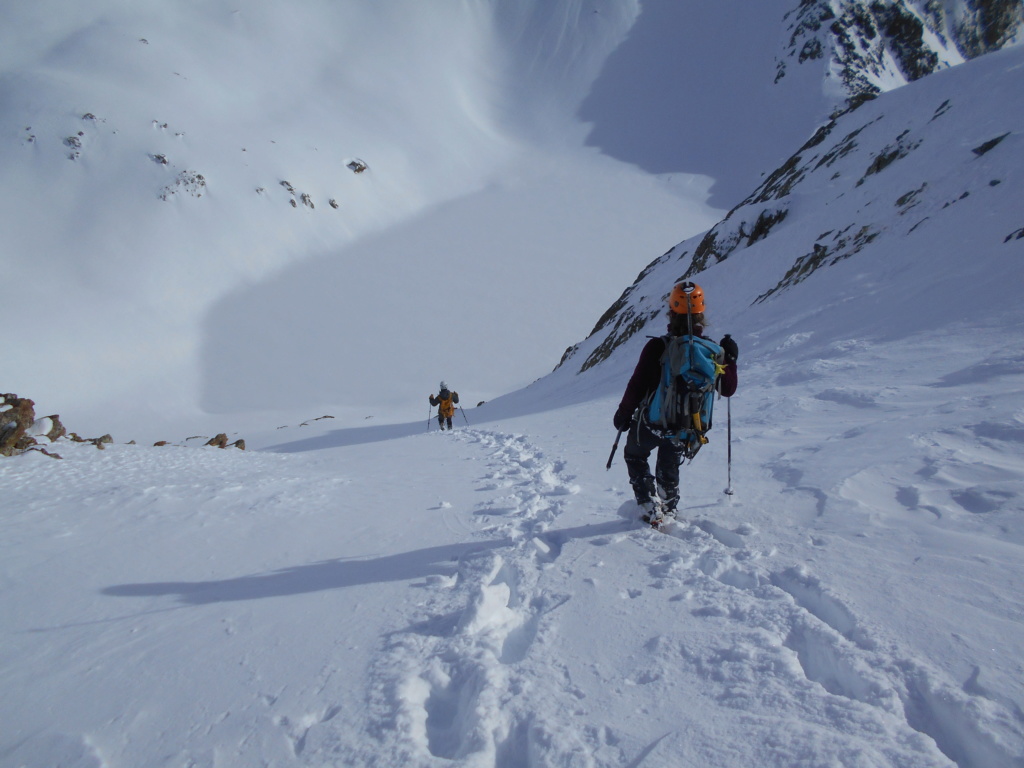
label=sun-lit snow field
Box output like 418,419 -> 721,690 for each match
3,1 -> 1024,767
4,308 -> 1024,766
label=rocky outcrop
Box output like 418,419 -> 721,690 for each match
777,0 -> 1022,107
1,393 -> 246,458
1,395 -> 69,458
955,0 -> 1024,57
1,394 -> 37,457
204,433 -> 246,449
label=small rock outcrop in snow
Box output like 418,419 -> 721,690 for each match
0,394 -> 246,458
1,394 -> 67,458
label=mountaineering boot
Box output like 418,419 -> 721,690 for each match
657,485 -> 679,521
638,475 -> 660,519
638,499 -> 658,523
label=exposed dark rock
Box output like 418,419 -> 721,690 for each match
858,131 -> 922,184
755,225 -> 879,303
896,182 -> 928,211
1,397 -> 254,458
871,1 -> 940,81
815,122 -> 874,170
1,394 -> 36,457
160,170 -> 206,200
972,133 -> 1011,156
64,135 -> 82,160
779,0 -> 1022,108
68,432 -> 114,448
29,446 -> 63,460
685,206 -> 790,278
39,415 -> 66,442
557,344 -> 580,369
957,0 -> 1024,57
580,307 -> 659,373
931,99 -> 953,121
298,415 -> 335,426
198,433 -> 246,449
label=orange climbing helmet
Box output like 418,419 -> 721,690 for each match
669,281 -> 705,314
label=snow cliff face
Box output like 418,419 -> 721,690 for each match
777,0 -> 1022,105
559,41 -> 1024,378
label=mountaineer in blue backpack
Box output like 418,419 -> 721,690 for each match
612,281 -> 738,525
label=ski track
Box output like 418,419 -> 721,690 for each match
302,424 -> 1021,767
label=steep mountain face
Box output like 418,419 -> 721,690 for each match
777,0 -> 1022,105
558,41 -> 1024,378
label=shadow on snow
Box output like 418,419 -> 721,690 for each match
102,520 -> 630,605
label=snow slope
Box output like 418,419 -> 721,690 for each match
4,3 -> 1024,767
1,0 -> 721,441
4,314 -> 1023,766
561,40 -> 1024,389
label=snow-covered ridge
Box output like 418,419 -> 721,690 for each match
561,42 -> 1024,377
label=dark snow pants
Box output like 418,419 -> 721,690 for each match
623,418 -> 684,510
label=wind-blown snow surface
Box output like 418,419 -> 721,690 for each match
4,317 -> 1024,766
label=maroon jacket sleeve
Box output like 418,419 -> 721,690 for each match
617,337 -> 665,417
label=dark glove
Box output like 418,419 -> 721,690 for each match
719,334 -> 738,363
613,405 -> 633,432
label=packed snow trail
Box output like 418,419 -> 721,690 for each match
287,421 -> 1020,767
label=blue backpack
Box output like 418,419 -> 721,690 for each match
644,334 -> 724,456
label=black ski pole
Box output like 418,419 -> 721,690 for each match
427,405 -> 433,432
724,397 -> 734,495
606,429 -> 623,470
459,406 -> 469,425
